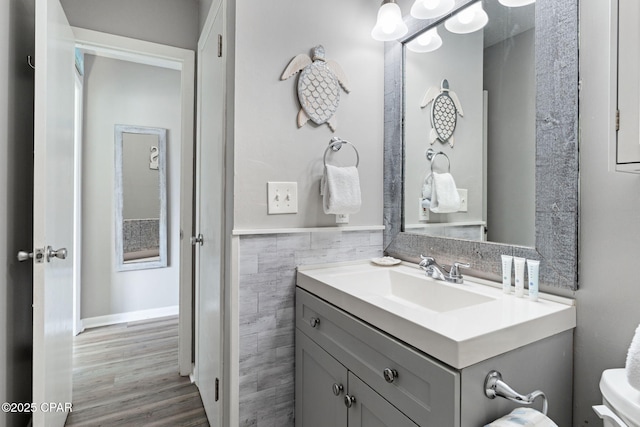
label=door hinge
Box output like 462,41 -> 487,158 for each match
218,35 -> 223,58
215,378 -> 220,402
616,109 -> 620,131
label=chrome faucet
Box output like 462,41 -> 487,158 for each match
419,255 -> 470,284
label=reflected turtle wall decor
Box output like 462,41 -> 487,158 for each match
281,45 -> 350,132
420,79 -> 464,147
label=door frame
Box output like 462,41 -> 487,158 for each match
72,28 -> 195,375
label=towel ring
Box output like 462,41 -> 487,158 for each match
426,148 -> 450,173
324,137 -> 360,168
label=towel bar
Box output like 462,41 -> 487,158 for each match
426,148 -> 450,173
484,370 -> 549,415
324,137 -> 359,168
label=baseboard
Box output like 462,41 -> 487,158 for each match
82,305 -> 179,330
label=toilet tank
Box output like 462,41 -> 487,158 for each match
600,369 -> 640,427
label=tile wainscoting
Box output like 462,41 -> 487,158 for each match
238,229 -> 383,427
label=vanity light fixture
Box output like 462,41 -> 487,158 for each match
444,2 -> 489,34
371,0 -> 408,41
406,27 -> 443,53
410,0 -> 455,19
498,0 -> 535,6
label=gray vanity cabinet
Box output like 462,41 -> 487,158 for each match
295,288 -> 460,427
296,330 -> 418,427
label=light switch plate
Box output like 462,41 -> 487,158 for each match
267,182 -> 298,214
458,189 -> 468,212
418,197 -> 430,221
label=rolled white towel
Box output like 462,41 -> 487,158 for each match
626,323 -> 640,391
485,408 -> 557,427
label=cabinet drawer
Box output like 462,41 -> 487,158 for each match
296,288 -> 460,427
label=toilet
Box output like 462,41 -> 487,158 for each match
593,369 -> 640,427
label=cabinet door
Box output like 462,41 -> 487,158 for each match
617,0 -> 640,167
347,373 -> 419,427
296,330 -> 348,427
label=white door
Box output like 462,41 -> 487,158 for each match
31,0 -> 75,425
195,1 -> 225,424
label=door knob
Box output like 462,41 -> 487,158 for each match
46,246 -> 67,262
17,248 -> 45,263
191,234 -> 204,246
309,317 -> 320,328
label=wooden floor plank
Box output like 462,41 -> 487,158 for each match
65,316 -> 209,426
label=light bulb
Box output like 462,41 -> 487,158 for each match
499,0 -> 535,6
444,2 -> 489,34
410,0 -> 455,19
406,27 -> 443,53
372,1 -> 409,41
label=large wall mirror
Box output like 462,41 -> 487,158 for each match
115,125 -> 168,271
384,0 -> 579,291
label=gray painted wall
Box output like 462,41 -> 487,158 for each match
233,0 -> 384,230
60,0 -> 199,50
1,0 -> 35,426
81,55 -> 181,318
484,28 -> 535,247
574,0 -> 640,425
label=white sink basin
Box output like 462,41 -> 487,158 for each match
297,260 -> 576,369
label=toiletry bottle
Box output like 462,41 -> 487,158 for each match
527,259 -> 540,301
513,257 -> 525,297
501,255 -> 513,294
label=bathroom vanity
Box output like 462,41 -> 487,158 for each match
295,261 -> 576,426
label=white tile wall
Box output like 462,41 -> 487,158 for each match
238,230 -> 383,427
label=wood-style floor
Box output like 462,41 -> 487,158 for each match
65,316 -> 209,426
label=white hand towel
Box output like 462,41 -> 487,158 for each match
626,323 -> 640,391
321,164 -> 362,215
422,173 -> 433,200
485,408 -> 558,427
430,172 -> 461,213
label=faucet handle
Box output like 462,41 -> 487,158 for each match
419,254 -> 435,269
450,261 -> 471,277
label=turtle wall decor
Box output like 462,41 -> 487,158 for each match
420,79 -> 464,147
281,45 -> 350,132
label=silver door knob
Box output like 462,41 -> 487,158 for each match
17,248 -> 45,263
17,251 -> 33,261
332,383 -> 344,396
46,246 -> 67,262
309,317 -> 320,328
383,368 -> 398,383
191,234 -> 204,246
344,394 -> 356,408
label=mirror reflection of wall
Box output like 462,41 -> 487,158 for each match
120,131 -> 164,263
403,0 -> 535,247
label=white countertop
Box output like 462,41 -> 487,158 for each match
297,260 -> 576,369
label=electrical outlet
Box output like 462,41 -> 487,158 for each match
335,214 -> 349,224
418,197 -> 429,221
267,182 -> 298,214
458,189 -> 468,212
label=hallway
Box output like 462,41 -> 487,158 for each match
65,316 -> 209,426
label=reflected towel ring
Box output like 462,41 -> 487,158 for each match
426,148 -> 450,173
324,137 -> 360,168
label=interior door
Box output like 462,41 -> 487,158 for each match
31,0 -> 76,425
195,1 -> 225,424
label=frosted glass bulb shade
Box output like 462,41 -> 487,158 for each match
406,28 -> 443,53
498,0 -> 535,6
444,2 -> 489,34
371,1 -> 408,41
410,0 -> 455,19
